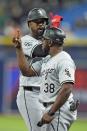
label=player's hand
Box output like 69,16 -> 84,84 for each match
37,113 -> 54,127
12,29 -> 22,49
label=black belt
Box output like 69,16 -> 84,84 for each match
23,86 -> 40,91
43,102 -> 54,107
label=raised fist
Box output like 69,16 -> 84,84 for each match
12,29 -> 22,49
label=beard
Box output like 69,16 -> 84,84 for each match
33,27 -> 45,38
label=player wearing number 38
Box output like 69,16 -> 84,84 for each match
13,27 -> 79,131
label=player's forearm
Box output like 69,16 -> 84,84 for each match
50,83 -> 72,112
16,48 -> 36,77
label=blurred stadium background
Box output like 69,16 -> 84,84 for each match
0,0 -> 87,130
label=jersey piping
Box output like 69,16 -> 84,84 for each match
57,109 -> 60,131
51,123 -> 55,131
24,90 -> 32,131
61,80 -> 74,86
31,66 -> 39,76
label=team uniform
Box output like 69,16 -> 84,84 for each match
32,51 -> 77,131
16,35 -> 43,131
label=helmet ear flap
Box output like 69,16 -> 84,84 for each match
55,37 -> 65,45
58,38 -> 64,45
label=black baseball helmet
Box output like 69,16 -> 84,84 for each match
43,27 -> 66,45
27,8 -> 48,24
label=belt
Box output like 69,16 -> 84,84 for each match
43,102 -> 54,107
23,86 -> 40,91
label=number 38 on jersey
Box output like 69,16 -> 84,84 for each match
44,83 -> 55,93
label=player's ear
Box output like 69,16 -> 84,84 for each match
49,40 -> 53,47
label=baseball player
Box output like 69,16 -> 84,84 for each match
13,8 -> 49,131
13,27 -> 79,131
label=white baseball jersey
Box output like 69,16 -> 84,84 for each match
19,35 -> 42,87
32,51 -> 76,103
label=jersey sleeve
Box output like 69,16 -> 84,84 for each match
31,59 -> 43,76
21,36 -> 41,57
32,44 -> 49,58
57,60 -> 76,85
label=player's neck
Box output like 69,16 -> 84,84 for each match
49,46 -> 63,57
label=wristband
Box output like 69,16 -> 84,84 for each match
48,110 -> 55,116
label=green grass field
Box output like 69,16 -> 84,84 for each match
0,115 -> 87,131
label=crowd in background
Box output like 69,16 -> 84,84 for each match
0,0 -> 87,37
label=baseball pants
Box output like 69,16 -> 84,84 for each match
41,99 -> 77,131
16,86 -> 43,131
